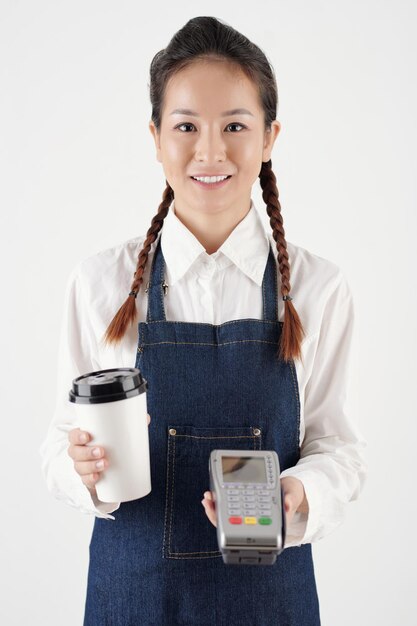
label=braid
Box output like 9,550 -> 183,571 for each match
259,160 -> 306,364
102,182 -> 174,346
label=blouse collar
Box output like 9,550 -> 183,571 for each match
160,198 -> 270,286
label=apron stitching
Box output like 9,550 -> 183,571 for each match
162,431 -> 172,558
273,247 -> 279,321
140,319 -> 281,326
289,361 -> 300,409
140,340 -> 280,347
167,434 -> 176,554
289,360 -> 301,451
169,435 -> 260,439
167,553 -> 222,558
158,261 -> 164,318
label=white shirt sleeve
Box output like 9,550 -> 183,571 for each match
280,269 -> 368,546
38,263 -> 120,520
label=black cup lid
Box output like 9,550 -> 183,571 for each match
69,367 -> 148,405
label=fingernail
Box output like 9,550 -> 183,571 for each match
92,447 -> 101,457
80,433 -> 87,443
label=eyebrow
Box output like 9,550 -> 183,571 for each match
169,107 -> 254,117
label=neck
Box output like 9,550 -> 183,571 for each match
173,200 -> 252,254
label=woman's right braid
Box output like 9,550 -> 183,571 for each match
103,183 -> 174,345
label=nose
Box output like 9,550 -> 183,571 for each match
194,127 -> 226,162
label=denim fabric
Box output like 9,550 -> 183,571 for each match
83,235 -> 321,625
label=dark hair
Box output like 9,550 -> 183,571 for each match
103,16 -> 305,363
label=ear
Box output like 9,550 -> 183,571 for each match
149,120 -> 162,163
262,120 -> 281,162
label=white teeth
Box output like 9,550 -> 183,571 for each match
192,175 -> 229,183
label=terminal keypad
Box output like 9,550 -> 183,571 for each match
226,485 -> 273,521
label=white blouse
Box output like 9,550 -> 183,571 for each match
39,198 -> 368,548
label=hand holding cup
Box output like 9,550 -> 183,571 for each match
67,413 -> 151,497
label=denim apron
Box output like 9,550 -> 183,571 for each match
84,234 -> 321,626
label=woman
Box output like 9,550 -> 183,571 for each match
40,16 -> 367,625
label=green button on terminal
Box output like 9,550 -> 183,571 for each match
258,517 -> 272,525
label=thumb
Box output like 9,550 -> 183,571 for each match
284,492 -> 294,513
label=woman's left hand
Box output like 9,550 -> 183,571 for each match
201,476 -> 308,528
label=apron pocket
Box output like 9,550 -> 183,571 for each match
162,424 -> 263,560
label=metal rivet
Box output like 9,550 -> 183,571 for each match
253,428 -> 261,436
169,428 -> 176,436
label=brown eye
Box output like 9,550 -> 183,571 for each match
226,123 -> 245,132
175,123 -> 195,132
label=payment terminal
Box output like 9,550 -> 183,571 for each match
208,449 -> 286,565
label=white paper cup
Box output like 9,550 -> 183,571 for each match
69,368 -> 151,503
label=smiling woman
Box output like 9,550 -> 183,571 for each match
39,14 -> 367,626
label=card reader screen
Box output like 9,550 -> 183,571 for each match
221,456 -> 267,484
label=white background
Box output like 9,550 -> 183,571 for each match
1,1 -> 416,624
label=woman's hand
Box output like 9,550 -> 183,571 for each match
280,476 -> 309,524
67,413 -> 152,497
201,476 -> 308,528
201,491 -> 217,526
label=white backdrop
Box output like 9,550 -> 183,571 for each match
1,1 -> 416,624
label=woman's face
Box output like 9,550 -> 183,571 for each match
149,59 -> 280,220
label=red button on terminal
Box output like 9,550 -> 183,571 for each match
229,516 -> 242,524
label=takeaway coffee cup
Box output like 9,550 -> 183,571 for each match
68,367 -> 151,503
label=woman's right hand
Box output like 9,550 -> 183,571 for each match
67,413 -> 152,496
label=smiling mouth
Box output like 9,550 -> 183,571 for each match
190,175 -> 232,189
